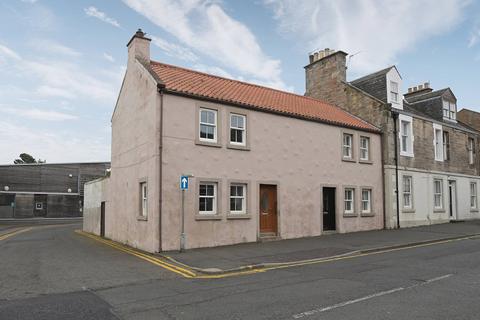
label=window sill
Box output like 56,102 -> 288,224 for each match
342,157 -> 356,163
400,152 -> 414,158
343,213 -> 358,218
227,144 -> 250,151
433,209 -> 445,213
402,209 -> 416,214
195,140 -> 222,148
359,159 -> 373,165
137,216 -> 148,221
195,214 -> 222,221
360,212 -> 375,217
470,209 -> 479,213
227,214 -> 251,220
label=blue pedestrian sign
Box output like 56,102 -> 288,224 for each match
180,176 -> 189,190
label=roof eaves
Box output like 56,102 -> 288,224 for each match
162,88 -> 381,133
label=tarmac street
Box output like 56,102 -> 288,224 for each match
1,223 -> 480,319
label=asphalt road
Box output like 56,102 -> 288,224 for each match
1,224 -> 480,319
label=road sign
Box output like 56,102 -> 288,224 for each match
180,176 -> 189,190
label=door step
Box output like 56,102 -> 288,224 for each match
322,230 -> 337,235
259,233 -> 280,242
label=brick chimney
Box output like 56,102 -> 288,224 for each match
127,29 -> 151,64
305,48 -> 348,105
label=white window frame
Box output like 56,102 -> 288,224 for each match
433,179 -> 443,210
343,133 -> 353,159
229,183 -> 246,214
468,137 -> 475,165
199,182 -> 217,215
199,108 -> 217,143
471,182 -> 478,210
361,189 -> 372,214
442,131 -> 449,161
443,100 -> 457,121
443,100 -> 450,118
359,136 -> 370,161
390,81 -> 399,103
230,113 -> 246,146
140,182 -> 148,217
399,114 -> 414,157
402,175 -> 413,210
433,123 -> 443,162
344,188 -> 355,214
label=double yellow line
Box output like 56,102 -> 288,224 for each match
0,227 -> 33,241
76,230 -> 267,279
76,230 -> 480,280
75,230 -> 197,278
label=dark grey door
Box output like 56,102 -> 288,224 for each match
100,202 -> 105,237
323,187 -> 336,231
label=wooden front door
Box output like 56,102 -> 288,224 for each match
259,184 -> 277,234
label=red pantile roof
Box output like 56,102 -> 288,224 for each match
149,60 -> 379,132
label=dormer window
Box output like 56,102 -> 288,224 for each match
390,81 -> 399,103
443,100 -> 456,121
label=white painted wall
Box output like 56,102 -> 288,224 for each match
386,68 -> 403,110
384,166 -> 480,228
83,177 -> 108,236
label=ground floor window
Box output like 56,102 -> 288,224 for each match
403,176 -> 413,209
471,182 -> 478,210
230,184 -> 246,214
199,182 -> 217,214
344,188 -> 354,214
433,179 -> 443,209
140,182 -> 148,217
361,189 -> 371,214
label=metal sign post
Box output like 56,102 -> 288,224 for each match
180,175 -> 192,252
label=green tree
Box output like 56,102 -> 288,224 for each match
13,153 -> 46,164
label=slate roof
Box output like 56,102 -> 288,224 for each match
349,66 -> 397,102
148,60 -> 379,132
405,88 -> 450,104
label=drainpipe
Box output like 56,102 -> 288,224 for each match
158,84 -> 165,252
391,110 -> 400,229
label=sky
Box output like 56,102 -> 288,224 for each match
0,0 -> 479,164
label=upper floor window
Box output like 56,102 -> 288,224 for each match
442,131 -> 450,161
433,124 -> 443,161
443,100 -> 457,121
199,108 -> 217,142
360,136 -> 370,161
343,133 -> 353,159
390,81 -> 399,103
399,115 -> 414,157
230,114 -> 246,145
468,137 -> 475,165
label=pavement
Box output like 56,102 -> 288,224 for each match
162,220 -> 480,273
2,222 -> 480,319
